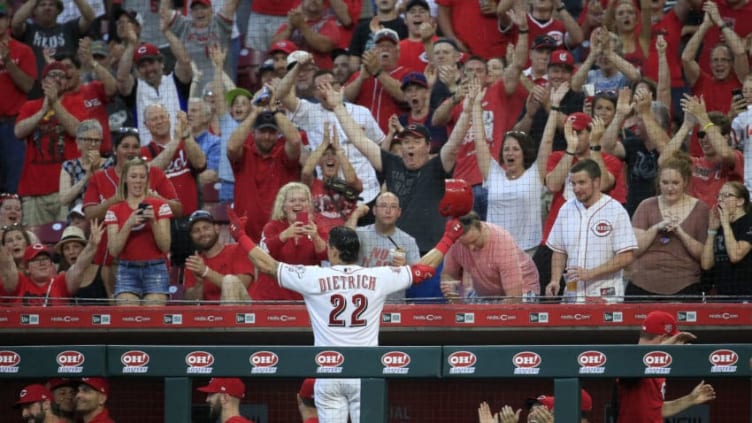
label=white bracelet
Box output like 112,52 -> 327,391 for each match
201,267 -> 209,278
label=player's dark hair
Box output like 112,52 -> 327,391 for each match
570,159 -> 601,180
328,226 -> 360,263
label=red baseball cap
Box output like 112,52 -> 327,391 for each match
299,378 -> 315,400
133,43 -> 162,64
23,244 -> 51,263
642,311 -> 679,336
197,378 -> 245,399
79,378 -> 110,397
42,61 -> 67,79
549,49 -> 574,68
190,0 -> 211,7
268,40 -> 297,56
568,112 -> 593,131
533,389 -> 592,411
47,378 -> 78,391
16,384 -> 53,406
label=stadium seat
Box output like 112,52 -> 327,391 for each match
203,202 -> 229,224
202,182 -> 220,204
28,221 -> 67,246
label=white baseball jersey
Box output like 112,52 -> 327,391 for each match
547,194 -> 637,300
277,263 -> 412,346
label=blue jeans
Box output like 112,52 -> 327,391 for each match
0,119 -> 25,193
115,259 -> 169,297
472,184 -> 488,221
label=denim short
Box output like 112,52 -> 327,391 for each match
115,259 -> 170,297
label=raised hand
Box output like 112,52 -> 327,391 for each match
320,82 -> 344,109
443,218 -> 464,243
208,43 -> 226,68
590,116 -> 606,144
550,81 -> 569,107
89,219 -> 104,246
227,207 -> 248,241
615,87 -> 633,117
478,401 -> 500,423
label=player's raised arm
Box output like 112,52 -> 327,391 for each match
228,208 -> 280,276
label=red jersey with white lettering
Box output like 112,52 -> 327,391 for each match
9,273 -> 70,306
184,244 -> 256,301
83,166 -> 178,265
64,81 -> 113,153
104,198 -> 173,261
617,378 -> 665,423
277,263 -> 412,346
690,151 -> 744,207
141,140 -> 203,214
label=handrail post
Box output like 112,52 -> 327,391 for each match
164,377 -> 191,423
360,378 -> 388,423
554,377 -> 580,422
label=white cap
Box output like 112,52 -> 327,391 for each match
286,50 -> 314,69
68,204 -> 85,218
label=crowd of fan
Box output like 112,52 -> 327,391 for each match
1,0 -> 752,306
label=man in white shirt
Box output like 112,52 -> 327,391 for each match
546,159 -> 636,302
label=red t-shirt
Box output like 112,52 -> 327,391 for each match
274,17 -> 341,69
640,10 -> 684,88
524,15 -> 568,50
10,273 -> 70,306
435,0 -> 509,59
690,151 -> 744,207
65,81 -> 113,154
347,66 -> 413,133
88,409 -> 116,423
231,136 -> 301,242
183,244 -> 255,301
15,96 -> 88,196
699,0 -> 752,75
691,71 -> 740,116
617,378 -> 665,423
541,152 -> 626,244
104,197 -> 174,261
225,416 -> 255,423
0,39 -> 37,117
250,219 -> 327,301
141,140 -> 203,215
83,166 -> 178,265
446,80 -> 527,185
251,0 -> 299,16
397,37 -> 438,73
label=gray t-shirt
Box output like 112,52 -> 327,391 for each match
356,225 -> 420,302
171,13 -> 232,92
21,19 -> 81,77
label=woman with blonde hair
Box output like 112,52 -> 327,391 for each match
251,182 -> 327,301
105,157 -> 173,305
702,181 -> 752,299
628,151 -> 709,300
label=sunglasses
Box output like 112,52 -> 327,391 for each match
118,127 -> 139,134
0,193 -> 20,201
1,222 -> 24,231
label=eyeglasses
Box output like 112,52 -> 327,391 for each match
595,89 -> 617,97
1,222 -> 23,231
504,130 -> 527,137
78,137 -> 102,144
718,192 -> 738,199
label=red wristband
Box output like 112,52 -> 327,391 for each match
435,236 -> 453,255
238,236 -> 256,254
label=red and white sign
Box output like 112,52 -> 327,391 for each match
316,351 -> 344,374
249,351 -> 279,374
382,351 -> 411,375
709,349 -> 738,373
448,351 -> 477,375
56,350 -> 85,374
643,351 -> 672,375
578,350 -> 607,374
0,350 -> 20,373
121,350 -> 150,374
513,351 -> 541,375
185,351 -> 214,375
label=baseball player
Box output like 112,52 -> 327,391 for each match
196,378 -> 254,423
617,311 -> 716,421
546,159 -> 637,302
15,384 -> 57,423
227,207 -> 463,423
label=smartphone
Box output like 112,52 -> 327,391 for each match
296,211 -> 309,224
137,202 -> 149,215
732,88 -> 743,99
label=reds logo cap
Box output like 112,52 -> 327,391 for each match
549,49 -> 574,68
642,311 -> 679,336
568,112 -> 593,131
527,389 -> 592,411
80,377 -> 110,397
16,384 -> 53,407
298,378 -> 315,401
197,378 -> 246,399
268,40 -> 298,56
23,244 -> 51,263
133,43 -> 162,64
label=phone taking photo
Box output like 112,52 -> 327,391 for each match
296,211 -> 309,224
